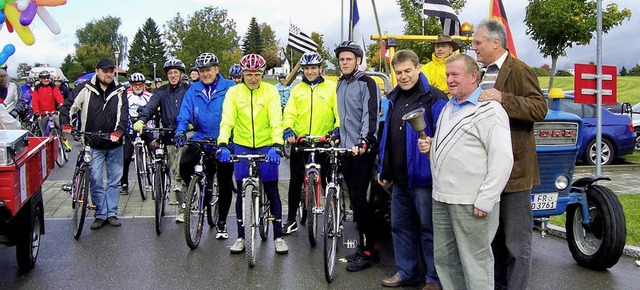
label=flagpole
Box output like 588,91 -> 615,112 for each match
341,0 -> 344,41
286,59 -> 301,86
370,0 -> 389,73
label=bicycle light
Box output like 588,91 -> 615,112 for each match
555,175 -> 569,191
195,164 -> 203,173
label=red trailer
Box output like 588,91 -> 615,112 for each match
0,135 -> 57,271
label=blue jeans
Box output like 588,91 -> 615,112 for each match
391,185 -> 439,285
89,146 -> 123,219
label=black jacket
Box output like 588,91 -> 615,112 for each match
138,82 -> 190,141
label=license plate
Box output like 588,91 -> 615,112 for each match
531,193 -> 558,210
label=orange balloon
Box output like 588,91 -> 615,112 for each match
35,0 -> 67,7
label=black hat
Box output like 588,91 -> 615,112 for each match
96,58 -> 116,70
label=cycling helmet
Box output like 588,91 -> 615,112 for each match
0,63 -> 7,70
194,53 -> 219,69
240,54 -> 266,72
277,73 -> 286,79
38,70 -> 51,79
300,52 -> 323,66
163,58 -> 186,74
228,63 -> 242,77
334,40 -> 364,59
154,78 -> 162,83
129,72 -> 146,84
189,66 -> 198,73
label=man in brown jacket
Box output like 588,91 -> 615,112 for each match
472,19 -> 548,290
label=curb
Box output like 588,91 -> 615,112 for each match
574,163 -> 640,173
545,224 -> 640,259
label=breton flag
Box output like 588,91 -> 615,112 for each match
490,0 -> 517,58
423,0 -> 460,36
349,0 -> 367,71
288,23 -> 318,53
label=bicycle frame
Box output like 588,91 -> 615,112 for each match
297,136 -> 327,215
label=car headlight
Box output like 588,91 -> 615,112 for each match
555,175 -> 569,191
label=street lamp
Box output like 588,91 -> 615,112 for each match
152,62 -> 156,82
114,50 -> 120,80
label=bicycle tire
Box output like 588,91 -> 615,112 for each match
184,175 -> 204,249
259,188 -> 270,241
298,186 -> 307,226
206,176 -> 219,228
162,163 -> 171,217
73,169 -> 89,240
154,163 -> 165,235
243,183 -> 257,267
324,187 -> 338,283
52,130 -> 67,168
307,172 -> 318,247
134,146 -> 149,200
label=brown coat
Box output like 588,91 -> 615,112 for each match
494,55 -> 548,193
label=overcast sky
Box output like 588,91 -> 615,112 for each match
1,0 -> 638,76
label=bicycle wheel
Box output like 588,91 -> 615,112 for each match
243,183 -> 257,267
53,131 -> 67,167
324,187 -> 339,282
154,163 -> 166,235
259,188 -> 270,241
206,176 -> 219,228
73,169 -> 89,240
298,186 -> 307,226
307,172 -> 318,246
184,175 -> 204,249
135,146 -> 149,200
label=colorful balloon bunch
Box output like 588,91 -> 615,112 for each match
0,0 -> 67,65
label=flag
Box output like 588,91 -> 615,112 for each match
423,0 -> 460,36
490,0 -> 517,58
349,0 -> 367,71
288,23 -> 318,53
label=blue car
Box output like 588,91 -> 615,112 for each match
545,91 -> 636,165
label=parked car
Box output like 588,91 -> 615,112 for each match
545,91 -> 636,164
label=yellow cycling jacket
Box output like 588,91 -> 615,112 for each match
282,77 -> 340,137
421,52 -> 450,97
218,82 -> 284,148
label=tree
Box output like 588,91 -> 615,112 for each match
242,17 -> 262,55
75,16 -> 129,66
628,64 -> 640,76
259,23 -> 279,70
60,54 -> 84,81
16,63 -> 32,78
164,7 -> 240,75
525,0 -> 631,89
619,66 -> 628,76
128,18 -> 167,80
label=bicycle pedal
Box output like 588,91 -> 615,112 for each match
345,239 -> 357,249
267,215 -> 275,221
61,184 -> 72,192
312,206 -> 324,214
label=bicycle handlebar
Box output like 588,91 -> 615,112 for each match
229,153 -> 268,163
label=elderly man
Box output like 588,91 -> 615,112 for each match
61,58 -> 128,229
421,34 -> 459,97
378,49 -> 447,289
471,19 -> 548,290
421,54 -> 513,289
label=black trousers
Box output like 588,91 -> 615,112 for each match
121,131 -> 154,186
286,150 -> 329,222
179,144 -> 234,224
340,152 -> 376,248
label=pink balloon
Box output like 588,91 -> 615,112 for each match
19,1 -> 37,26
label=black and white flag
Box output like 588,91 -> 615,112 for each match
423,0 -> 460,36
288,23 -> 318,53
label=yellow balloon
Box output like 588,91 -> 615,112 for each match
4,4 -> 36,45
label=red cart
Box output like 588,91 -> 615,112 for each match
0,136 -> 57,271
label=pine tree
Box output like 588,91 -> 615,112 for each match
620,66 -> 628,76
242,17 -> 263,55
127,18 -> 166,81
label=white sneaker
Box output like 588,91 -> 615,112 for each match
230,238 -> 245,254
175,213 -> 185,223
275,237 -> 288,254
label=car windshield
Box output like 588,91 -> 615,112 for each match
632,102 -> 640,113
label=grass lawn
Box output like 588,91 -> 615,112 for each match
621,151 -> 640,163
549,194 -> 640,246
538,76 -> 640,104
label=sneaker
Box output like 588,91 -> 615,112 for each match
346,252 -> 372,272
175,213 -> 185,223
230,238 -> 245,253
275,237 -> 289,254
107,216 -> 121,227
120,184 -> 129,195
282,220 -> 298,235
216,223 -> 229,240
346,246 -> 380,262
90,218 -> 106,230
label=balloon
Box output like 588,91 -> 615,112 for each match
0,10 -> 5,23
4,4 -> 35,45
5,16 -> 13,32
35,0 -> 66,7
36,6 -> 59,34
19,1 -> 37,26
15,0 -> 28,11
0,44 -> 16,67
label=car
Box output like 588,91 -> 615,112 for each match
545,91 -> 636,164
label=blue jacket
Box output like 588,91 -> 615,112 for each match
176,74 -> 235,141
378,72 -> 447,188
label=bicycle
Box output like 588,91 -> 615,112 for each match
183,138 -> 220,249
42,111 -> 69,168
60,130 -> 110,240
230,152 -> 275,267
319,146 -> 353,283
144,127 -> 175,235
294,135 -> 329,247
133,128 -> 155,200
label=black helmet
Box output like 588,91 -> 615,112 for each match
163,59 -> 186,74
189,66 -> 198,73
38,70 -> 51,79
194,53 -> 219,69
334,40 -> 364,59
154,78 -> 162,83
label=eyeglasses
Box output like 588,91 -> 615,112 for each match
132,83 -> 144,88
244,73 -> 262,79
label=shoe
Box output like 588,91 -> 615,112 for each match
345,247 -> 363,262
175,213 -> 185,223
216,222 -> 229,239
90,218 -> 106,230
275,237 -> 289,254
346,248 -> 376,271
282,220 -> 298,235
120,184 -> 129,195
381,274 -> 420,287
345,246 -> 380,262
107,216 -> 121,227
230,238 -> 245,253
423,283 -> 442,290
